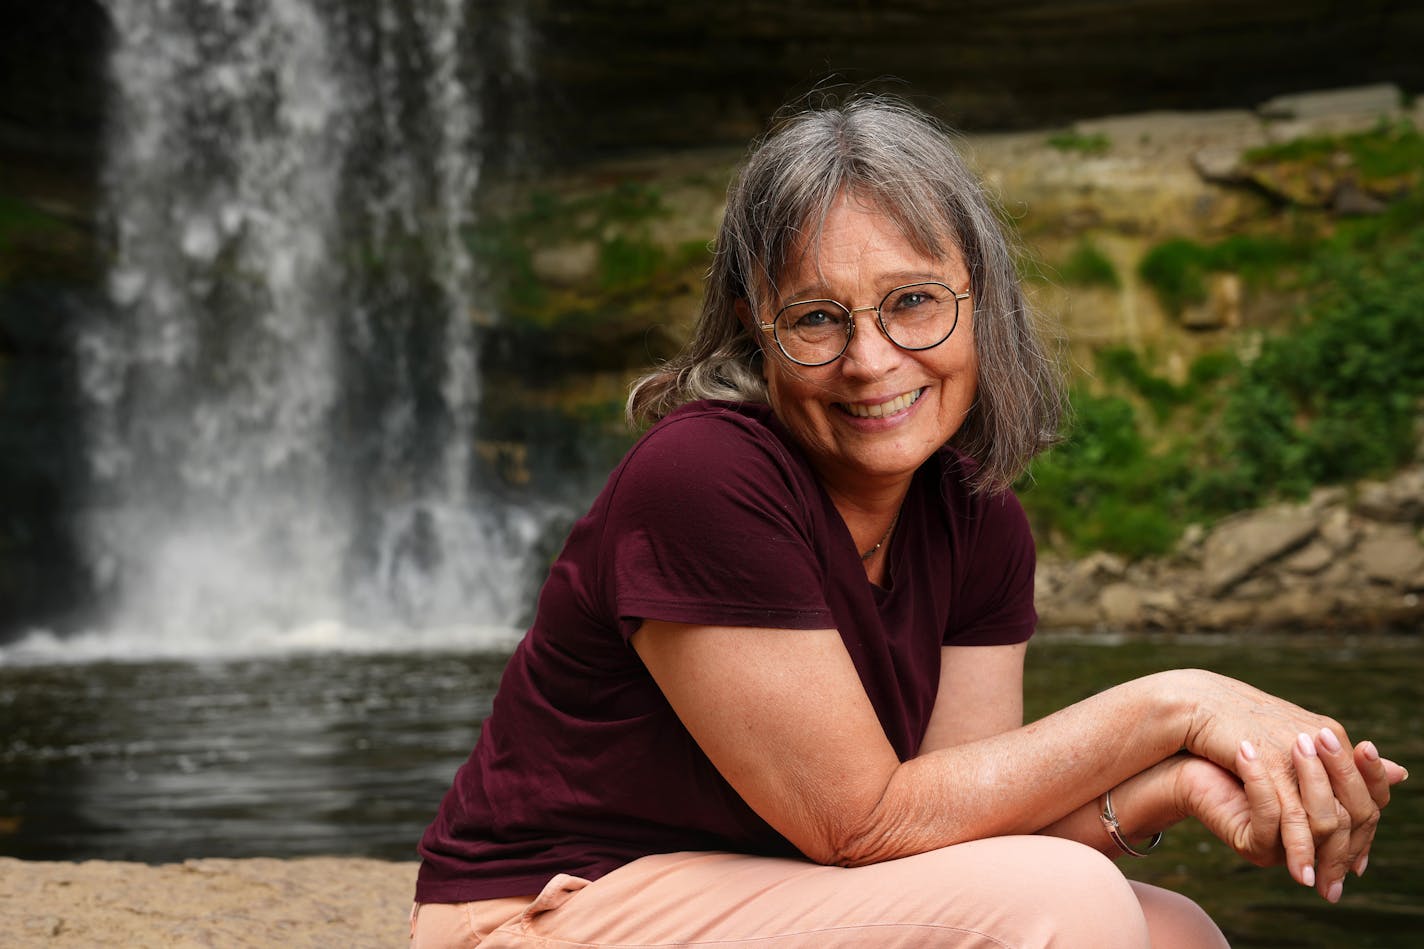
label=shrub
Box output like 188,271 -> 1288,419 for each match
1060,239 -> 1120,289
1137,239 -> 1210,315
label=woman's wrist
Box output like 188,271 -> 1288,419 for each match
1106,756 -> 1191,845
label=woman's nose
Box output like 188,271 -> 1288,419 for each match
840,309 -> 897,377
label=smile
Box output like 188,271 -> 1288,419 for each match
837,388 -> 925,419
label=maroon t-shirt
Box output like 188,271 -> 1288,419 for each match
415,399 -> 1037,901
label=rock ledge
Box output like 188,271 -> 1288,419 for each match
1038,465 -> 1424,633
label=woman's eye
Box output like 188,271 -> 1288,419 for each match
893,291 -> 930,310
794,308 -> 841,328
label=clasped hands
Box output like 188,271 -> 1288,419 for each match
1166,671 -> 1407,903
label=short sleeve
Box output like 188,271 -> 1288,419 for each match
944,488 -> 1038,647
601,411 -> 837,641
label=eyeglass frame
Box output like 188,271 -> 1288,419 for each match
757,281 -> 972,367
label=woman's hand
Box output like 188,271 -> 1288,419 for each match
1170,675 -> 1406,902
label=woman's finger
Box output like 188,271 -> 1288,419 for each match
1295,731 -> 1351,901
1277,732 -> 1327,889
1354,741 -> 1391,807
1351,741 -> 1394,877
1379,756 -> 1409,786
1316,727 -> 1380,848
1235,739 -> 1282,864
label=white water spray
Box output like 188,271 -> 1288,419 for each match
60,0 -> 544,658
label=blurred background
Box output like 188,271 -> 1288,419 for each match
1,2 -> 1421,945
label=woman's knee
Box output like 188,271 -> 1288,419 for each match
963,836 -> 1151,949
1130,881 -> 1229,949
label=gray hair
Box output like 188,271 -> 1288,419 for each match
626,94 -> 1063,493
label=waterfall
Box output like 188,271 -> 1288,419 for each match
67,0 -> 541,656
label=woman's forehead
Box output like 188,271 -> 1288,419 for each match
771,193 -> 964,294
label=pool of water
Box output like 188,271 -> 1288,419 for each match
2,632 -> 1420,946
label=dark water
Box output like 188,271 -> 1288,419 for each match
2,634 -> 1421,946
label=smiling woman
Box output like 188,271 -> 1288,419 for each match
409,94 -> 1408,948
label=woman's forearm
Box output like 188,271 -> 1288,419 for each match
831,670 -> 1198,866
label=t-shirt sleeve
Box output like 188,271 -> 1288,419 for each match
944,489 -> 1038,647
601,412 -> 836,641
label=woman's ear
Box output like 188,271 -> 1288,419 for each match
735,300 -> 770,380
734,298 -> 754,330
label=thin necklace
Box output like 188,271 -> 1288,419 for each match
860,509 -> 901,561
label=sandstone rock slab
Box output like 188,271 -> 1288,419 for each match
1352,527 -> 1424,590
1201,506 -> 1319,597
0,857 -> 418,948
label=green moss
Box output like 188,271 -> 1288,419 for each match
1137,239 -> 1210,315
1059,239 -> 1120,289
1244,120 -> 1424,187
469,178 -> 712,329
1137,232 -> 1310,316
1046,131 -> 1111,155
597,236 -> 665,291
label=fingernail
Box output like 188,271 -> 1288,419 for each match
1327,880 -> 1343,903
1297,732 -> 1318,758
1355,854 -> 1368,878
1318,728 -> 1342,754
1361,740 -> 1380,762
1240,739 -> 1258,761
1302,865 -> 1315,887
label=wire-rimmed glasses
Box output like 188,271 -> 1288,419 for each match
759,281 -> 970,367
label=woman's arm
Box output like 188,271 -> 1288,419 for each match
917,644 -> 1282,865
917,643 -> 1027,753
632,621 -> 1394,899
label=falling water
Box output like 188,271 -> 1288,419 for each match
66,0 -> 543,656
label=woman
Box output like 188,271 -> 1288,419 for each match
413,95 -> 1405,947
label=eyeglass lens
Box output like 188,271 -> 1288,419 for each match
773,282 -> 961,366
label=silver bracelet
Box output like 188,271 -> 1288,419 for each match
1099,788 -> 1164,857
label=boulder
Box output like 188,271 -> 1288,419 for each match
1352,527 -> 1424,591
1201,505 -> 1319,597
1355,468 -> 1424,523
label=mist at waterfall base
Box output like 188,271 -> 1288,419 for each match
4,0 -> 559,663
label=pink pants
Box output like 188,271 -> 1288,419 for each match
410,837 -> 1228,948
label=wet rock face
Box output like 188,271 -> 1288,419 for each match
525,0 -> 1424,160
5,0 -> 1424,173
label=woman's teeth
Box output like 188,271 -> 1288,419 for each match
841,389 -> 922,419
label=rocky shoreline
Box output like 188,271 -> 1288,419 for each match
1036,464 -> 1424,633
0,856 -> 417,948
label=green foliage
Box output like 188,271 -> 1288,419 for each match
598,236 -> 665,291
1046,130 -> 1111,155
1059,239 -> 1120,289
1019,391 -> 1181,558
1137,239 -> 1210,314
1204,232 -> 1424,496
1137,233 -> 1308,315
1094,347 -> 1188,422
1021,227 -> 1424,558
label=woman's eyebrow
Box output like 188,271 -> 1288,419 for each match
780,270 -> 951,303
